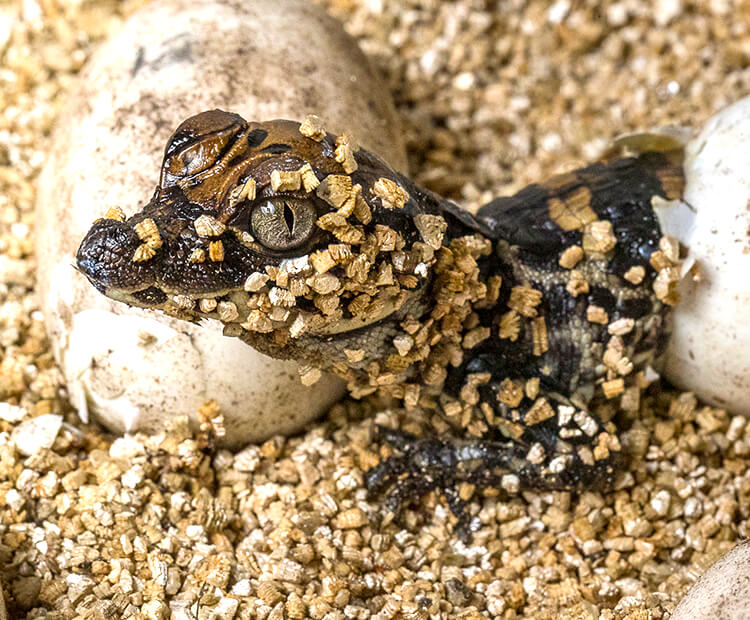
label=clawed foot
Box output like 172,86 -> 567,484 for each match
365,426 -> 519,539
365,425 -> 623,539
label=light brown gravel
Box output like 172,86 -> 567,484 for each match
1,0 -> 750,618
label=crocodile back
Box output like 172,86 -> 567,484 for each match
437,151 -> 685,488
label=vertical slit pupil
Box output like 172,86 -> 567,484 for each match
283,202 -> 295,236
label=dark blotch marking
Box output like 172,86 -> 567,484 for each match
150,33 -> 192,71
132,287 -> 168,305
587,286 -> 617,315
131,47 -> 145,78
130,33 -> 192,79
261,143 -> 292,154
619,296 -> 653,320
247,128 -> 268,147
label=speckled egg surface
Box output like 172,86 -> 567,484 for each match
671,539 -> 750,620
35,0 -> 407,445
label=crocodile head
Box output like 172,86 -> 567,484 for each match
77,110 -> 487,381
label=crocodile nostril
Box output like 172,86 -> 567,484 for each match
75,219 -> 156,291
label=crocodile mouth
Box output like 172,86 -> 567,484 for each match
103,276 -> 426,346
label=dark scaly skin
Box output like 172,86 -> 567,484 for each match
76,110 -> 685,535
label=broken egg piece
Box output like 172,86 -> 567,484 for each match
660,95 -> 750,415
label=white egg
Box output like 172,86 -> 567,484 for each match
662,95 -> 750,414
671,540 -> 750,619
35,0 -> 407,446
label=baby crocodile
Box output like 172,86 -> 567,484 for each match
77,110 -> 684,532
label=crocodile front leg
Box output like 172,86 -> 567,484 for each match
366,424 -> 624,538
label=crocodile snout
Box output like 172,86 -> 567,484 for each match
76,218 -> 157,294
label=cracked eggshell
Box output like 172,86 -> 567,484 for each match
662,95 -> 750,415
671,540 -> 750,620
35,0 -> 407,446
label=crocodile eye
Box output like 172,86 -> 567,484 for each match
250,198 -> 316,251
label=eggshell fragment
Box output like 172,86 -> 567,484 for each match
671,540 -> 750,620
661,95 -> 750,414
35,0 -> 407,446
